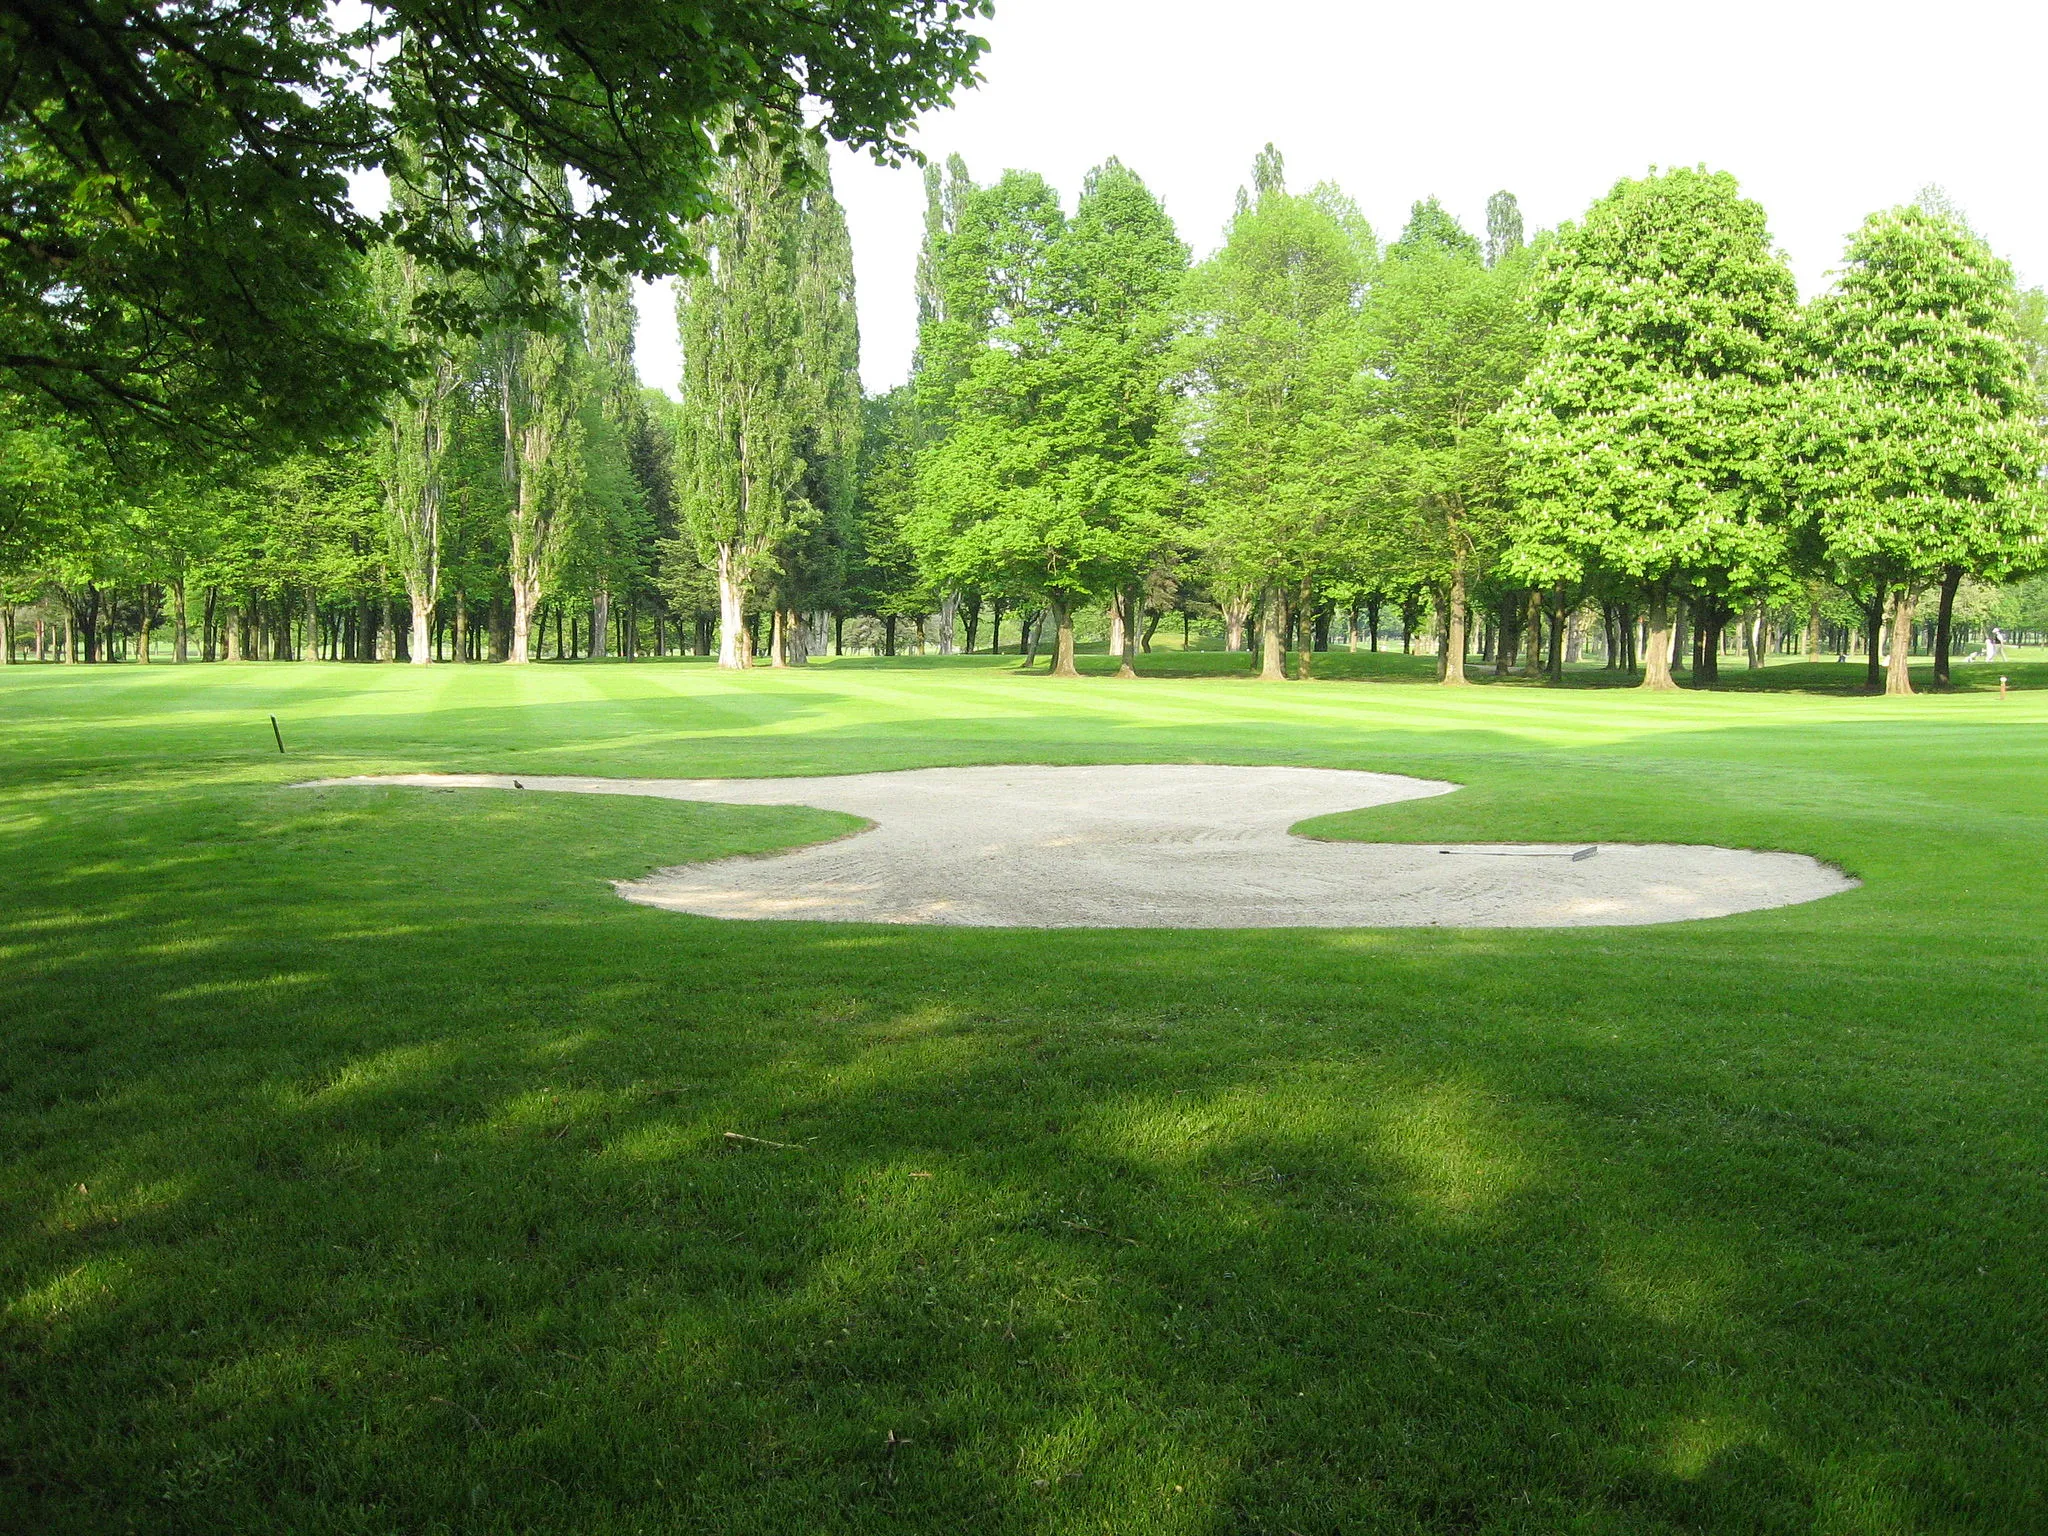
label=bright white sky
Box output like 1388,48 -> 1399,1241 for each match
633,0 -> 2048,397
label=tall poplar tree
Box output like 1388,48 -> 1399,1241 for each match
903,154 -> 979,648
1503,167 -> 1798,689
771,146 -> 864,664
673,122 -> 809,668
1484,192 -> 1525,268
372,98 -> 470,666
496,160 -> 586,665
1785,206 -> 2043,695
578,264 -> 645,658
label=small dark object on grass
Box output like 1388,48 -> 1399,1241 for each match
514,780 -> 524,788
270,715 -> 284,754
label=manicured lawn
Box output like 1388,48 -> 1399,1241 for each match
3,657 -> 2044,1534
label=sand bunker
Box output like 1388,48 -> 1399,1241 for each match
298,765 -> 1855,928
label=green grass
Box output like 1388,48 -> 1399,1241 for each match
3,657 -> 2045,1534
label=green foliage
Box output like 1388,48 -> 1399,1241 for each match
1329,240 -> 1540,623
1784,206 -> 2045,591
1183,151 -> 1368,609
0,0 -> 989,459
672,124 -> 863,660
0,410 -> 104,578
1503,167 -> 1800,601
846,388 -> 924,622
912,163 -> 1189,624
1387,196 -> 1482,263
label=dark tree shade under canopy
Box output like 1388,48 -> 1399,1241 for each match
0,0 -> 989,457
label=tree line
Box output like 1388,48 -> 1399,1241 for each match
5,130 -> 2045,696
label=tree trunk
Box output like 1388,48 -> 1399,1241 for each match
883,615 -> 897,657
590,586 -> 610,660
716,547 -> 751,668
937,591 -> 958,655
1696,599 -> 1721,685
403,585 -> 433,666
1670,598 -> 1689,677
1441,563 -> 1469,685
1048,593 -> 1079,677
1933,565 -> 1962,687
1223,593 -> 1251,653
451,595 -> 468,663
1522,589 -> 1544,677
1886,585 -> 1915,696
1116,584 -> 1139,678
1295,576 -> 1315,680
1546,590 -> 1565,684
172,580 -> 188,663
1863,591 -> 1883,689
302,589 -> 318,663
1259,584 -> 1287,680
1805,601 -> 1822,661
1640,585 -> 1679,690
509,566 -> 540,663
1367,595 -> 1382,652
769,606 -> 788,667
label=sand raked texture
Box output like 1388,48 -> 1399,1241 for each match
299,765 -> 1856,928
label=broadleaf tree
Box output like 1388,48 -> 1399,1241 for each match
1503,166 -> 1800,689
1784,206 -> 2044,694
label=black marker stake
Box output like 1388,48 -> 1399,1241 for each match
270,715 -> 285,754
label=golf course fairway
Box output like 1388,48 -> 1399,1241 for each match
2,655 -> 2042,1534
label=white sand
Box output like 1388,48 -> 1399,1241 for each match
299,765 -> 1856,928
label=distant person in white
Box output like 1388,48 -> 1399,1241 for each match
1985,627 -> 2006,662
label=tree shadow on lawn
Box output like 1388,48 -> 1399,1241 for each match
2,785 -> 2042,1533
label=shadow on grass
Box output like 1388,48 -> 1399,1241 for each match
3,775 -> 2043,1533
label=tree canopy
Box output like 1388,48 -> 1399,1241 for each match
0,0 -> 989,457
1503,167 -> 1801,688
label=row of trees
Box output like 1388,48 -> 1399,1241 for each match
0,0 -> 988,664
6,134 -> 2044,697
868,151 -> 2045,695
